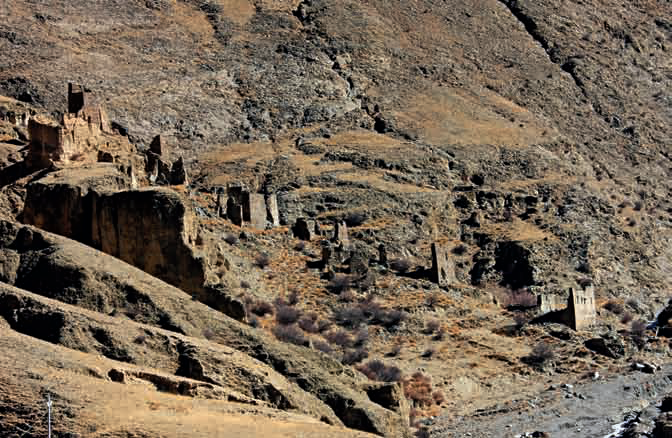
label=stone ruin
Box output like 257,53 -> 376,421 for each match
216,184 -> 280,230
431,241 -> 455,287
26,83 -> 132,169
538,282 -> 597,330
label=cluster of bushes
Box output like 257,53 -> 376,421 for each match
333,299 -> 407,329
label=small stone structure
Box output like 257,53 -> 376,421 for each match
333,220 -> 349,243
565,284 -> 597,330
26,83 -> 131,169
223,183 -> 279,230
431,242 -> 455,287
538,282 -> 597,331
292,217 -> 316,240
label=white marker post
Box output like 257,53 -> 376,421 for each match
46,394 -> 52,438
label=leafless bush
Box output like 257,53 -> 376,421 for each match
324,329 -> 354,348
354,327 -> 370,346
631,319 -> 647,343
224,233 -> 238,245
255,253 -> 271,269
525,342 -> 554,366
357,360 -> 403,382
334,305 -> 368,328
328,274 -> 351,293
424,319 -> 441,335
390,258 -> 412,273
276,305 -> 300,325
287,289 -> 300,306
621,312 -> 634,324
272,324 -> 306,346
342,348 -> 369,365
433,326 -> 446,341
133,334 -> 146,344
240,280 -> 251,289
403,372 -> 434,408
425,293 -> 440,307
604,300 -> 624,315
387,344 -> 403,357
313,340 -> 334,354
298,313 -> 320,333
248,300 -> 274,317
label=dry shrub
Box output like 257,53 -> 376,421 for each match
620,312 -> 633,324
328,274 -> 351,293
248,300 -> 274,317
604,300 -> 624,315
324,329 -> 354,348
275,304 -> 300,325
345,212 -> 367,227
387,344 -> 403,357
255,253 -> 271,269
424,319 -> 441,335
357,360 -> 403,382
287,289 -> 300,306
298,313 -> 320,333
272,324 -> 306,346
313,340 -> 334,354
525,342 -> 554,366
403,372 -> 434,408
342,348 -> 369,365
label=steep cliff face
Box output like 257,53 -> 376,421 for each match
22,166 -> 208,296
90,187 -> 207,296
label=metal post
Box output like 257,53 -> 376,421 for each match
46,394 -> 52,438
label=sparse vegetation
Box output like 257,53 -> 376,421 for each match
255,252 -> 271,269
357,360 -> 403,382
342,347 -> 369,365
298,313 -> 321,333
313,340 -> 334,354
424,319 -> 441,335
620,312 -> 633,324
294,240 -> 306,251
324,329 -> 354,347
275,304 -> 300,325
248,300 -> 274,317
272,324 -> 306,346
525,342 -> 555,366
604,300 -> 624,315
287,289 -> 300,306
630,319 -> 647,347
328,274 -> 351,293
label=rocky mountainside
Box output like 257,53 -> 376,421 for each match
0,0 -> 671,437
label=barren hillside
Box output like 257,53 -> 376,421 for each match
0,0 -> 671,437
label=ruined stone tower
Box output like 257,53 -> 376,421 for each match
565,283 -> 597,330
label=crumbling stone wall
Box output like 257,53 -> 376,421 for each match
26,83 -> 130,169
